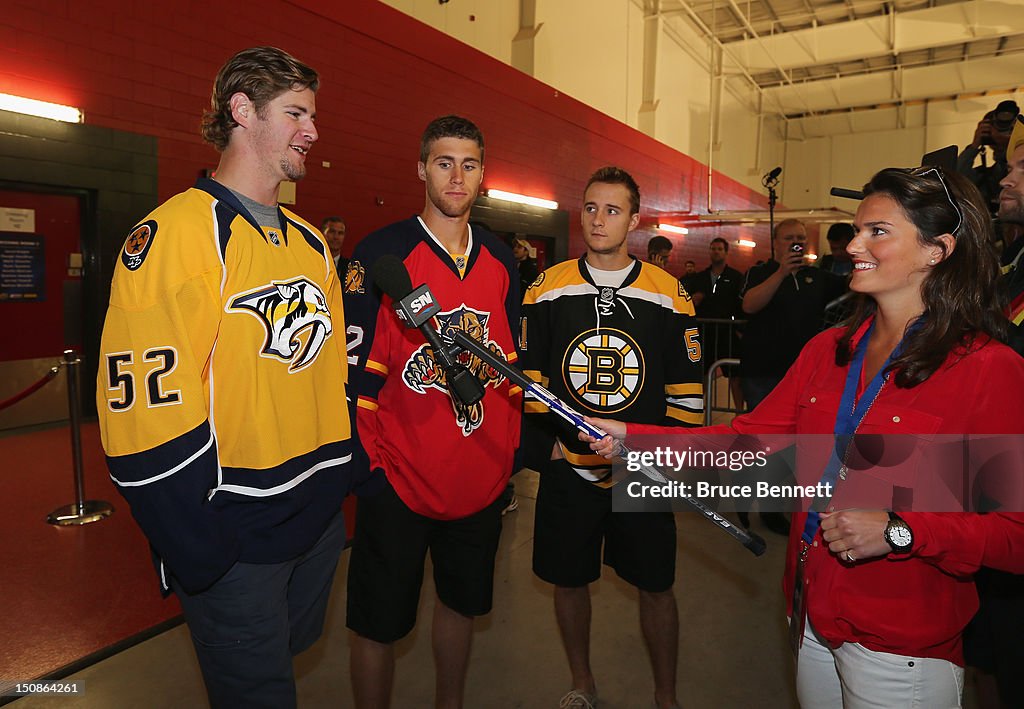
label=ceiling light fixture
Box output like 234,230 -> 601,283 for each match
0,92 -> 83,123
736,239 -> 757,248
696,207 -> 854,224
656,223 -> 689,235
487,189 -> 558,210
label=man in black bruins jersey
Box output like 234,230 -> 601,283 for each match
96,48 -> 355,709
521,166 -> 703,709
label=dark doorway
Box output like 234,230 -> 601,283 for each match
471,194 -> 569,265
0,185 -> 92,429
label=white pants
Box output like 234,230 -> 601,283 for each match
796,621 -> 964,708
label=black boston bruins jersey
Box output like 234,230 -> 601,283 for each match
520,256 -> 704,485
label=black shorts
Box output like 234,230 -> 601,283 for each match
345,477 -> 504,643
532,458 -> 676,593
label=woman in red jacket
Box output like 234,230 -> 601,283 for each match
583,166 -> 1024,708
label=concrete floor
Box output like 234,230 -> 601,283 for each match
13,469 -> 801,708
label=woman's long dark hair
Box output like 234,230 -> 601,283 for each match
835,167 -> 1007,387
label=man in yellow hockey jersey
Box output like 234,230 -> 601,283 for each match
96,47 -> 357,709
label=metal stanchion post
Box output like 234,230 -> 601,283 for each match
47,349 -> 115,526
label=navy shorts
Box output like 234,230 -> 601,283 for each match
533,458 -> 676,593
346,477 -> 504,643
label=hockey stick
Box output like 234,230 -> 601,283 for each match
450,330 -> 767,557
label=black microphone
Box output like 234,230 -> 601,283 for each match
764,166 -> 782,182
829,187 -> 864,200
369,255 -> 484,406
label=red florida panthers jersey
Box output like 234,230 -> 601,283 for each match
343,216 -> 522,519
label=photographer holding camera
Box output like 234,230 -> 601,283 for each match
733,219 -> 845,534
739,219 -> 845,411
957,99 -> 1019,215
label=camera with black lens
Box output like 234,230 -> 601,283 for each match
980,100 -> 1019,146
789,243 -> 804,255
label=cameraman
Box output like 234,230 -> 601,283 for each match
734,219 -> 844,535
957,100 -> 1018,215
740,219 -> 844,410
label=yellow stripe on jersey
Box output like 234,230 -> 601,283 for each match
365,359 -> 389,376
666,407 -> 704,425
357,397 -> 379,412
666,382 -> 704,396
523,369 -> 548,387
525,401 -> 550,414
559,442 -> 612,469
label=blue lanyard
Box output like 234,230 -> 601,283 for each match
800,321 -> 907,546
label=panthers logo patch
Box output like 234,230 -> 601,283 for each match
344,260 -> 366,294
228,277 -> 333,373
121,220 -> 157,271
402,304 -> 506,436
562,327 -> 645,413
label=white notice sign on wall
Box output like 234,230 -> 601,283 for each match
0,208 -> 36,232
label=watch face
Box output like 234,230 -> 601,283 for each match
888,525 -> 912,548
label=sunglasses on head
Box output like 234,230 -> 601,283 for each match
907,166 -> 963,237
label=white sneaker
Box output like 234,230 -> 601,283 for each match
559,689 -> 597,708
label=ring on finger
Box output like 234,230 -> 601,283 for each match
845,550 -> 856,562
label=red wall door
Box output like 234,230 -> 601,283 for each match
0,189 -> 82,362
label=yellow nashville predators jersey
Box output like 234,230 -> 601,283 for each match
96,178 -> 354,594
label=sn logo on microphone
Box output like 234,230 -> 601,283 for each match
410,292 -> 434,315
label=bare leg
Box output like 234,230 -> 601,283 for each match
554,585 -> 596,695
433,597 -> 473,709
351,633 -> 394,709
639,588 -> 679,709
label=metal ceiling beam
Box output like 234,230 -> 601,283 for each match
666,0 -> 793,122
718,0 -> 1024,73
721,0 -> 818,114
751,36 -> 1023,88
758,50 -> 1024,115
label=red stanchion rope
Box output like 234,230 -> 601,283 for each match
0,365 -> 61,411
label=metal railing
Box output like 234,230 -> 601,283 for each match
0,350 -> 114,526
693,317 -> 746,425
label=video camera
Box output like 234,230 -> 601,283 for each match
980,100 -> 1019,147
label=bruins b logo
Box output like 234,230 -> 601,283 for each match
228,277 -> 333,373
562,328 -> 644,413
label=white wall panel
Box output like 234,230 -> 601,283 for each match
378,0 -> 1020,212
534,0 -> 635,123
380,0 -> 519,63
